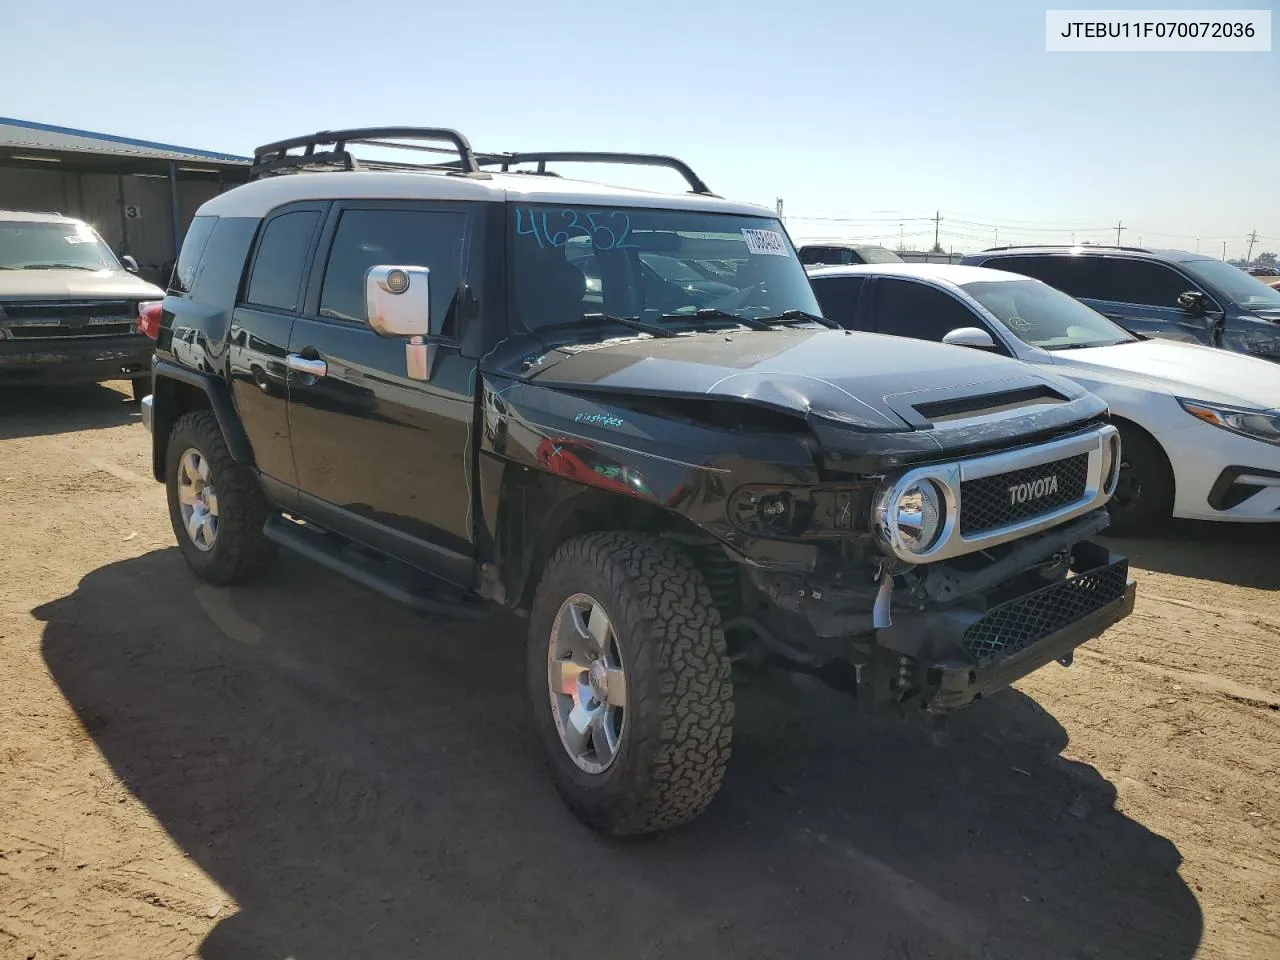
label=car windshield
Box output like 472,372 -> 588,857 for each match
854,246 -> 903,264
1181,258 -> 1280,310
0,220 -> 119,271
510,204 -> 820,333
960,277 -> 1136,350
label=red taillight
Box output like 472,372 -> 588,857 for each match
137,301 -> 163,339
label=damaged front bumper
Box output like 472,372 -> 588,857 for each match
878,540 -> 1135,713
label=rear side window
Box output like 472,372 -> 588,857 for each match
871,278 -> 981,341
1097,259 -> 1195,307
318,208 -> 467,335
811,276 -> 870,329
985,255 -> 1100,300
799,246 -> 848,266
171,216 -> 217,293
244,210 -> 321,312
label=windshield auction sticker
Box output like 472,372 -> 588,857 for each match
1046,9 -> 1270,51
742,229 -> 789,256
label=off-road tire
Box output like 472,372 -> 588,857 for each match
1107,423 -> 1175,536
528,532 -> 734,836
165,411 -> 276,584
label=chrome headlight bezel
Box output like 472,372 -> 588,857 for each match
873,468 -> 960,563
1178,397 -> 1280,446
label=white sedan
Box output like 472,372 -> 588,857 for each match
807,262 -> 1280,533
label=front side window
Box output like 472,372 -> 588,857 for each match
961,278 -> 1135,350
509,205 -> 820,332
245,210 -> 320,311
0,219 -> 119,272
319,209 -> 467,335
1098,259 -> 1196,308
871,278 -> 984,341
1182,258 -> 1280,310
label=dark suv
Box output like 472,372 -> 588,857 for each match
962,245 -> 1280,361
141,127 -> 1135,835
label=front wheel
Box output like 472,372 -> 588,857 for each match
527,533 -> 733,836
165,411 -> 276,584
1107,424 -> 1175,535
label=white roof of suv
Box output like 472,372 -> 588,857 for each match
0,209 -> 82,224
198,169 -> 775,220
806,262 -> 1017,285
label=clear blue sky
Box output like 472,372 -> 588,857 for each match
7,0 -> 1276,256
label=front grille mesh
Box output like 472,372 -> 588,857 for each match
959,453 -> 1088,536
961,561 -> 1129,662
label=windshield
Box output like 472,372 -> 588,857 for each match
0,220 -> 119,271
1181,258 -> 1280,310
510,205 -> 820,333
855,246 -> 903,264
960,278 -> 1136,350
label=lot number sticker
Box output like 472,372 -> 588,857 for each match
742,228 -> 788,256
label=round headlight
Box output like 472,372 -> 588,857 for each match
895,479 -> 945,553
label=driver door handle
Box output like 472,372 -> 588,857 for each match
286,353 -> 327,377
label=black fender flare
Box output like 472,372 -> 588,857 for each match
151,360 -> 254,479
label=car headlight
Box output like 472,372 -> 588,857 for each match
873,476 -> 953,560
1178,398 -> 1280,446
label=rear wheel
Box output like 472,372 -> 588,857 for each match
528,532 -> 733,836
165,411 -> 276,584
1107,424 -> 1175,535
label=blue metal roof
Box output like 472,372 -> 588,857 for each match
0,116 -> 249,166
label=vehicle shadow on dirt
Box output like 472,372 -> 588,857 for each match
0,382 -> 139,440
1102,519 -> 1278,589
37,549 -> 1202,960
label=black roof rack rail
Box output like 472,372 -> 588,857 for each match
981,243 -> 1154,254
250,127 -> 481,180
438,150 -> 713,195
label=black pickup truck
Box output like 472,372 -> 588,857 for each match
141,128 -> 1135,835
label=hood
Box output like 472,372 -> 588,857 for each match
1053,338 -> 1280,409
525,329 -> 1108,464
0,268 -> 164,301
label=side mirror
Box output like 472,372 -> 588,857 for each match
942,326 -> 998,350
121,255 -> 139,274
365,265 -> 431,338
1177,290 -> 1207,315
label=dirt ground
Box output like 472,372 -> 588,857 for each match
1,381 -> 1277,960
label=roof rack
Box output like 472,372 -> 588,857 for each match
251,127 -> 714,194
468,151 -> 713,195
981,243 -> 1153,254
250,127 -> 481,180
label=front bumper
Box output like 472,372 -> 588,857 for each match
0,334 -> 153,384
879,541 -> 1135,713
1162,419 -> 1280,522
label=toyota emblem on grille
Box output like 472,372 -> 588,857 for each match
1007,474 -> 1059,505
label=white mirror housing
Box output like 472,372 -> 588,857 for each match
942,326 -> 998,349
365,265 -> 431,338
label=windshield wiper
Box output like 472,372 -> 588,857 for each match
753,310 -> 839,329
659,308 -> 774,331
542,313 -> 678,339
20,263 -> 101,271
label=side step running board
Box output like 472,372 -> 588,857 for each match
263,516 -> 488,620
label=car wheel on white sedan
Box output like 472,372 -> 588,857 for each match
1107,423 -> 1176,535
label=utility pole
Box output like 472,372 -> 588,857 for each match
1222,241 -> 1227,261
899,223 -> 904,250
994,227 -> 999,247
1114,221 -> 1124,245
1195,238 -> 1200,253
775,198 -> 784,221
933,210 -> 942,251
1246,229 -> 1258,263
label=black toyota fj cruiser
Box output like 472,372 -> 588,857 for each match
142,127 -> 1135,835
